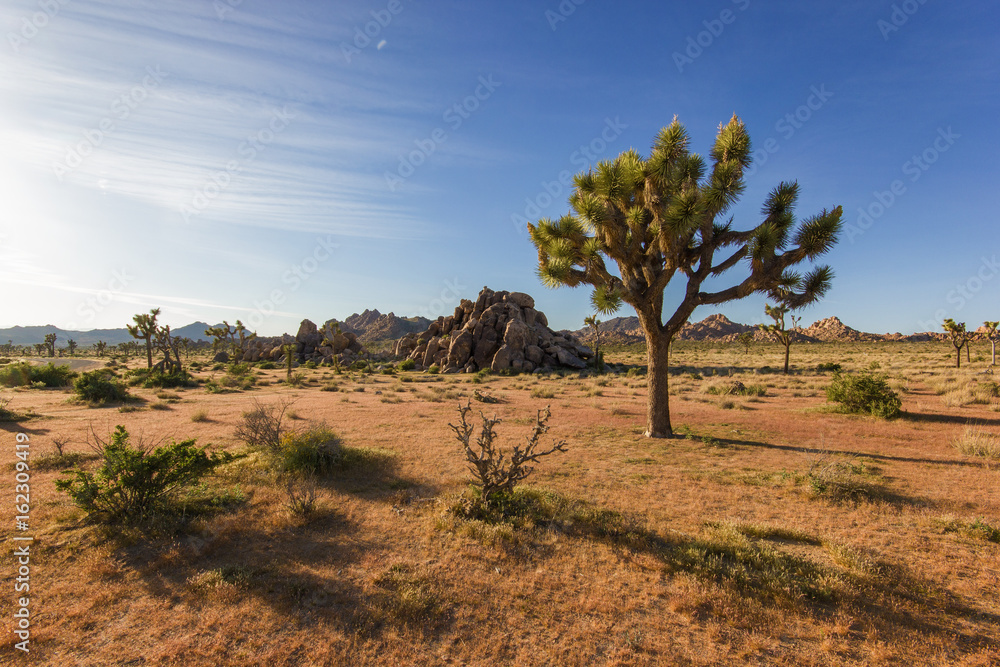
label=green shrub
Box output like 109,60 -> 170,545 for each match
427,364 -> 440,375
816,362 -> 842,373
826,371 -> 901,418
54,425 -> 234,523
126,368 -> 197,388
398,358 -> 416,371
0,363 -> 32,387
28,362 -> 77,387
277,425 -> 343,475
258,361 -> 277,370
303,360 -> 318,369
0,362 -> 76,387
74,370 -> 131,404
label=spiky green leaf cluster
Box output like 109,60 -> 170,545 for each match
527,115 -> 842,334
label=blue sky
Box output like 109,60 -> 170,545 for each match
1,0 -> 997,336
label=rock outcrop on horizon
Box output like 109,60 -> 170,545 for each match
336,309 -> 431,343
394,287 -> 593,373
575,314 -> 950,344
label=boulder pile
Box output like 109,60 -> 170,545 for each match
394,287 -> 593,373
230,319 -> 366,366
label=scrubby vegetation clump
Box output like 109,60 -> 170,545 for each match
826,370 -> 902,418
74,369 -> 132,404
55,425 -> 234,523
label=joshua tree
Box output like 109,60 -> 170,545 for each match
66,339 -> 78,356
127,308 -> 161,368
984,321 -> 998,367
943,319 -> 972,369
34,343 -> 46,356
760,304 -> 801,374
283,343 -> 296,381
94,341 -> 107,357
584,314 -> 604,371
151,325 -> 183,374
736,331 -> 754,355
528,116 -> 841,437
205,320 -> 254,360
44,332 -> 57,357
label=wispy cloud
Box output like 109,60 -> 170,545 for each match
0,0 -> 446,238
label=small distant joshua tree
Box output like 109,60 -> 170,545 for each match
736,330 -> 755,355
44,332 -> 57,357
94,341 -> 107,357
66,339 -> 78,356
284,343 -> 296,381
943,319 -> 972,369
760,304 -> 801,374
584,314 -> 604,371
34,343 -> 46,357
127,308 -> 161,369
984,321 -> 998,367
151,325 -> 183,374
205,320 -> 255,361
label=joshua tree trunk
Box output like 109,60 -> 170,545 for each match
638,312 -> 673,438
783,337 -> 791,374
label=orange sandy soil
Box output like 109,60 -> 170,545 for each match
1,343 -> 998,666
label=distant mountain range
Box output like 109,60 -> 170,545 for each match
0,310 -> 434,350
1,311 -> 955,351
573,314 -> 950,344
0,322 -> 218,347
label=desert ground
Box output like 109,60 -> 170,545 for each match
2,341 -> 999,666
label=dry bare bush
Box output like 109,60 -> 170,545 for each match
233,397 -> 294,454
449,402 -> 567,504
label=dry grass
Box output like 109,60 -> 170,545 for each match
3,342 -> 1000,665
954,423 -> 1000,459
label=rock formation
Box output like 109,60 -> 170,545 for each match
230,319 -> 366,366
338,310 -> 431,343
394,287 -> 593,373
